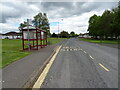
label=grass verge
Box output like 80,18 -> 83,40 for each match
48,38 -> 66,45
2,38 -> 65,68
2,39 -> 31,68
79,38 -> 119,44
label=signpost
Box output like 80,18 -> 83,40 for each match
27,19 -> 30,51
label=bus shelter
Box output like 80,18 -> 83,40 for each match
21,26 -> 47,50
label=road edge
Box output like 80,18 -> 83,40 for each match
32,45 -> 62,89
22,45 -> 60,89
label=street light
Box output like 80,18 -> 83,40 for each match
58,18 -> 63,38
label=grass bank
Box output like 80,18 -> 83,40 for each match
2,38 -> 65,68
79,38 -> 119,44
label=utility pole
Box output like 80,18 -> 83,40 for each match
58,18 -> 63,38
58,21 -> 59,38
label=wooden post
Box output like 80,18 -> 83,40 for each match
22,29 -> 24,50
46,32 -> 47,46
36,29 -> 38,50
40,30 -> 42,48
33,40 -> 34,47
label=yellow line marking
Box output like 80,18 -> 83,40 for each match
99,63 -> 110,72
32,45 -> 62,89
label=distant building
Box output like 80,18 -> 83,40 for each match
1,32 -> 22,39
78,33 -> 91,38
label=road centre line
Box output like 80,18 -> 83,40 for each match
84,51 -> 87,53
32,45 -> 62,88
89,55 -> 94,59
99,63 -> 110,72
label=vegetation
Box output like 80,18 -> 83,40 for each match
19,12 -> 50,35
2,38 -> 64,68
51,33 -> 58,37
2,39 -> 31,68
51,31 -> 78,38
48,38 -> 66,45
59,31 -> 69,38
79,38 -> 118,44
70,31 -> 76,37
88,2 -> 120,40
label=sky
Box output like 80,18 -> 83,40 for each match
0,0 -> 119,34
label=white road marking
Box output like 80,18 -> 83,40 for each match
84,51 -> 87,53
70,49 -> 72,51
32,45 -> 62,88
74,49 -> 77,51
66,49 -> 69,51
66,47 -> 69,49
89,55 -> 94,59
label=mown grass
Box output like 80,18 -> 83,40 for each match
2,39 -> 31,68
2,38 -> 65,68
79,38 -> 119,44
48,38 -> 66,45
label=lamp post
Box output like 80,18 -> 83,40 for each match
58,21 -> 59,38
58,18 -> 63,38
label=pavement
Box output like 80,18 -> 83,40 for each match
2,39 -> 66,88
40,38 -> 118,88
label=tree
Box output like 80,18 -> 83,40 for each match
88,14 -> 101,39
111,2 -> 120,39
100,10 -> 113,39
33,12 -> 50,35
87,1 -> 120,40
19,21 -> 27,30
33,12 -> 43,28
41,13 -> 50,35
60,31 -> 69,38
52,33 -> 58,37
70,31 -> 75,37
19,12 -> 50,36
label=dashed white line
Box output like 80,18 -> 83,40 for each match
66,49 -> 69,51
89,55 -> 94,60
84,51 -> 87,53
70,49 -> 72,51
74,49 -> 77,51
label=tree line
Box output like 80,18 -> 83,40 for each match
88,2 -> 120,40
19,12 -> 50,35
51,31 -> 78,38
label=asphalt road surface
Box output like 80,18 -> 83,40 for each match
41,38 -> 118,88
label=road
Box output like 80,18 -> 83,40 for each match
40,38 -> 118,88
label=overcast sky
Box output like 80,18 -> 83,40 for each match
0,0 -> 118,34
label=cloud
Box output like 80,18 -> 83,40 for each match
1,1 -> 40,23
0,23 -> 18,33
41,2 -> 117,19
0,1 -> 118,34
